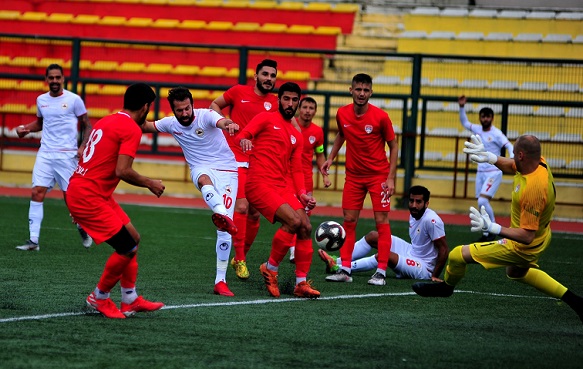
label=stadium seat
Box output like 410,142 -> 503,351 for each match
514,33 -> 543,42
469,9 -> 498,18
145,63 -> 173,73
566,108 -> 583,117
17,80 -> 45,91
542,34 -> 572,43
118,62 -> 146,72
206,21 -> 233,31
509,105 -> 534,115
490,80 -> 519,90
399,30 -> 427,39
523,131 -> 551,141
566,160 -> 583,169
429,127 -> 459,136
519,82 -> 548,91
430,78 -> 457,87
0,10 -> 20,20
126,17 -> 153,27
549,83 -> 579,92
152,18 -> 180,28
556,12 -> 583,20
170,65 -> 199,75
456,32 -> 484,40
10,56 -> 38,67
545,158 -> 567,169
459,79 -> 488,89
573,35 -> 583,44
498,10 -> 527,19
99,16 -> 126,26
232,22 -> 260,31
411,7 -> 440,16
484,32 -> 513,41
20,12 -> 47,22
90,61 -> 118,71
72,14 -> 101,25
526,11 -> 556,19
46,13 -> 74,23
534,106 -> 565,116
440,8 -> 469,17
551,133 -> 582,142
427,31 -> 456,40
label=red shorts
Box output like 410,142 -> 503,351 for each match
236,166 -> 248,199
246,181 -> 303,223
67,184 -> 130,245
342,174 -> 391,212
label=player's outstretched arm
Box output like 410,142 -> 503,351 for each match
16,117 -> 43,138
116,154 -> 165,197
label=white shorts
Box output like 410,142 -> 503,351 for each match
475,170 -> 502,199
392,236 -> 433,280
32,153 -> 78,191
190,167 -> 238,218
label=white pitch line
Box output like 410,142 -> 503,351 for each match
0,290 -> 555,324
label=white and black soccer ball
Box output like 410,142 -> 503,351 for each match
314,221 -> 346,252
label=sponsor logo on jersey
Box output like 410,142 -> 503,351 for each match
290,135 -> 296,144
241,100 -> 250,103
173,131 -> 183,135
343,124 -> 351,128
195,128 -> 204,137
309,136 -> 316,144
225,185 -> 232,195
264,102 -> 272,110
61,103 -> 68,109
273,126 -> 281,130
365,125 -> 373,134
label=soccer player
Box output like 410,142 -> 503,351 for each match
321,73 -> 398,286
458,95 -> 514,242
288,96 -> 331,263
412,134 -> 583,324
67,83 -> 166,319
142,87 -> 239,297
236,82 -> 320,299
318,185 -> 448,281
15,64 -> 93,251
210,59 -> 279,280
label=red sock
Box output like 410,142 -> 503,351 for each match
376,223 -> 392,271
293,238 -> 313,278
267,228 -> 295,267
244,216 -> 260,255
232,211 -> 247,261
120,254 -> 138,289
97,252 -> 133,293
339,220 -> 357,269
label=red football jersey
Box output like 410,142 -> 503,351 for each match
70,112 -> 142,197
222,85 -> 278,162
336,104 -> 395,177
237,111 -> 305,194
300,122 -> 324,187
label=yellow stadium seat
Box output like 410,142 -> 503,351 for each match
178,20 -> 206,30
20,12 -> 47,22
167,0 -> 196,4
314,26 -> 342,35
72,14 -> 100,25
116,0 -> 140,3
10,57 -> 39,67
225,68 -> 240,78
39,58 -> 69,68
304,3 -> 332,12
170,65 -> 200,75
145,63 -> 173,73
0,56 -> 12,65
126,17 -> 153,27
223,1 -> 249,8
199,66 -> 228,77
152,18 -> 180,28
0,80 -> 19,90
79,60 -> 92,69
90,61 -> 119,71
287,25 -> 315,34
332,4 -> 359,13
281,70 -> 311,81
99,16 -> 126,26
0,103 -> 29,113
260,23 -> 287,33
98,85 -> 126,95
87,108 -> 111,118
46,13 -> 74,23
196,0 -> 223,7
208,90 -> 224,100
232,22 -> 260,32
191,90 -> 211,99
278,2 -> 303,10
0,11 -> 21,20
206,21 -> 233,31
142,0 -> 169,4
249,1 -> 277,9
118,62 -> 146,72
81,84 -> 100,94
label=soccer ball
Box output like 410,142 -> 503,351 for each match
314,221 -> 346,252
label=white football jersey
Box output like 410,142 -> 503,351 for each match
36,90 -> 87,154
154,109 -> 237,172
459,108 -> 513,172
408,208 -> 445,268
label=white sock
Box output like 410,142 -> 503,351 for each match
267,261 -> 278,272
215,230 -> 231,284
296,277 -> 306,285
375,268 -> 387,277
121,287 -> 138,304
352,237 -> 373,259
351,255 -> 379,273
201,185 -> 227,214
94,287 -> 110,300
29,200 -> 43,244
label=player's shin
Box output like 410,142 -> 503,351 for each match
375,223 -> 392,272
268,228 -> 294,267
509,268 -> 568,299
339,221 -> 357,270
97,252 -> 133,293
120,254 -> 138,303
444,246 -> 466,286
244,216 -> 260,254
216,231 -> 231,282
232,211 -> 247,260
293,238 -> 313,280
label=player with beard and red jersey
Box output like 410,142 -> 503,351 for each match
321,73 -> 399,287
210,59 -> 278,281
67,83 -> 166,319
288,96 -> 331,263
235,82 -> 320,299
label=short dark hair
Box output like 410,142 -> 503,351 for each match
409,185 -> 430,202
45,64 -> 63,77
300,96 -> 317,109
352,73 -> 372,85
167,86 -> 193,109
256,59 -> 277,74
123,83 -> 156,111
278,82 -> 301,98
479,107 -> 494,116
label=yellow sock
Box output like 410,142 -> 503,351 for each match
444,246 -> 466,286
509,268 -> 568,299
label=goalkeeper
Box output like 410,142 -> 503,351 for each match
412,134 -> 583,324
